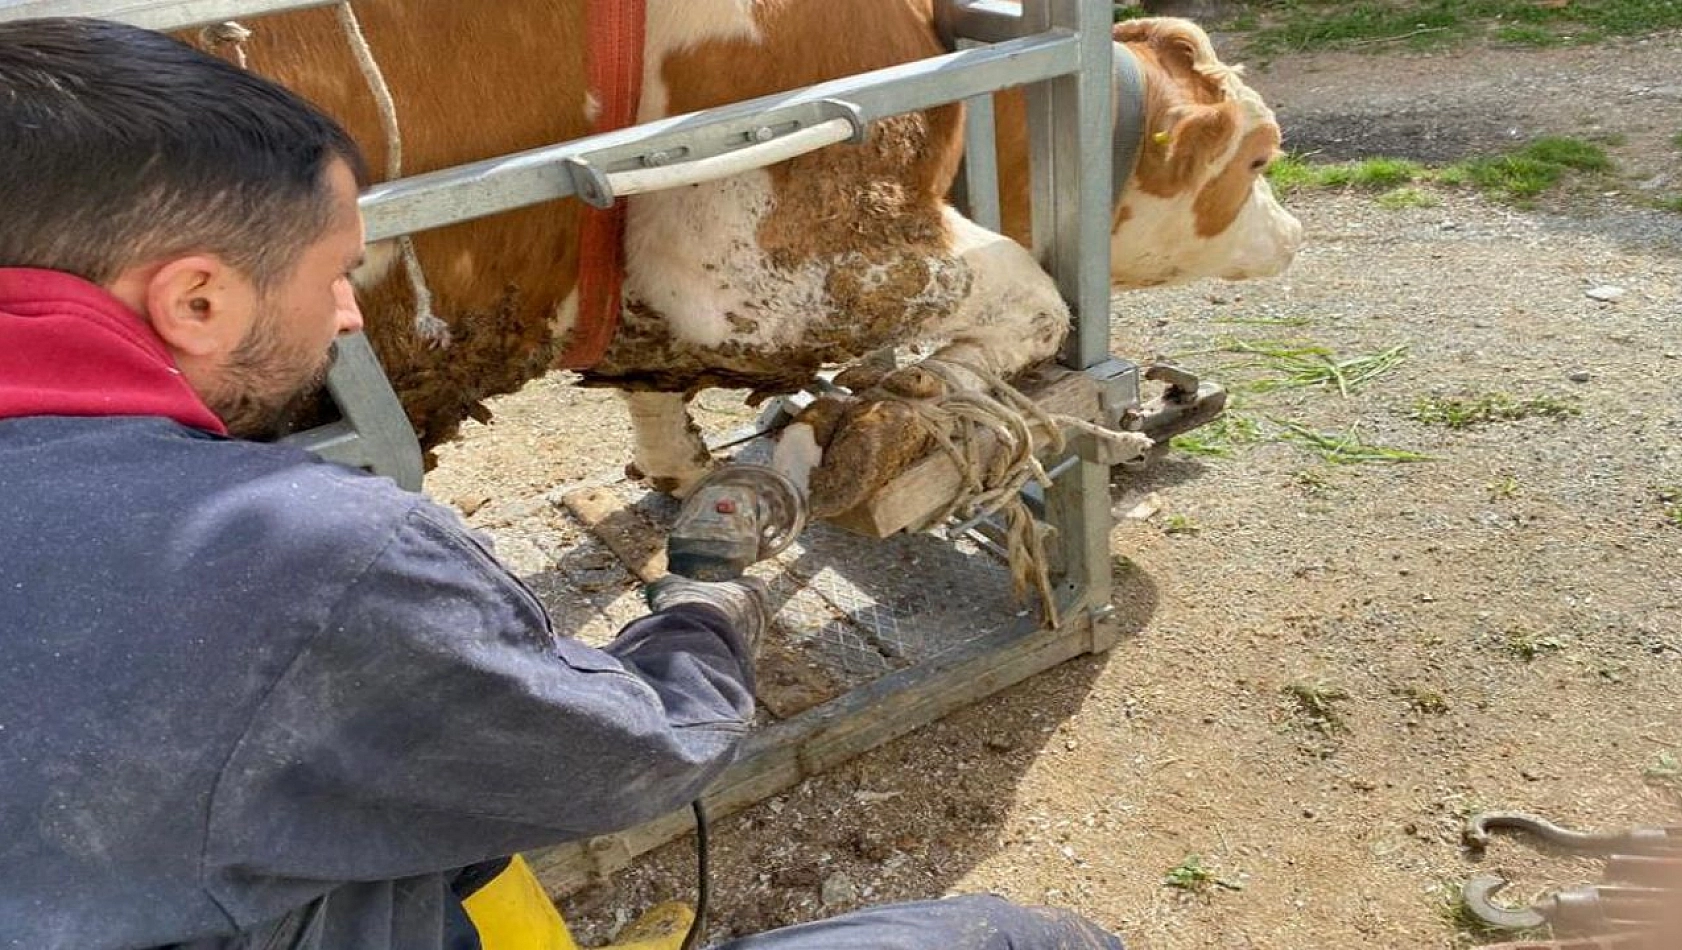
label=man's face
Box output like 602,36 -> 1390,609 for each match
203,160 -> 366,439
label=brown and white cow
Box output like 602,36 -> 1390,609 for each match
203,3 -> 1298,504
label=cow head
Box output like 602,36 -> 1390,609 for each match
1110,18 -> 1301,287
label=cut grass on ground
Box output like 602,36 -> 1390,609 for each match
1506,630 -> 1567,661
1286,680 -> 1350,734
1170,411 -> 1264,458
1235,0 -> 1682,54
1646,751 -> 1681,789
1410,393 -> 1580,429
1162,513 -> 1202,536
1268,138 -> 1613,205
1164,337 -> 1419,465
1163,855 -> 1244,892
1222,340 -> 1410,397
1170,414 -> 1429,466
1277,421 -> 1433,464
1661,486 -> 1682,528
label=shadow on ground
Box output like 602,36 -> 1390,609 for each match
558,509 -> 1163,944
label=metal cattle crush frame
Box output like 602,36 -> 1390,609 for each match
3,0 -> 1157,892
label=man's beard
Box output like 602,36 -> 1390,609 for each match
205,308 -> 336,440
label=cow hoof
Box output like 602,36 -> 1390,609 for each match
833,363 -> 891,394
625,462 -> 709,499
809,399 -> 932,518
648,476 -> 687,495
792,394 -> 854,449
878,365 -> 947,400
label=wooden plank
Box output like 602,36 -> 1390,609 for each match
528,603 -> 1100,895
560,486 -> 667,583
827,366 -> 1102,538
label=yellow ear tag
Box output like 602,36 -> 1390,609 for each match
1152,131 -> 1172,146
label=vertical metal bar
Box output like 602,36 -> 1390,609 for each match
1021,0 -> 1054,264
957,40 -> 1004,235
1054,0 -> 1114,370
1039,0 -> 1116,620
280,334 -> 424,492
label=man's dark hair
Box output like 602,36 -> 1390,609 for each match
0,17 -> 369,291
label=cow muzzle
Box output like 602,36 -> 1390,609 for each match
1221,196 -> 1303,281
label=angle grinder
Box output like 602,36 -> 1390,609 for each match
665,423 -> 817,581
662,423 -> 819,950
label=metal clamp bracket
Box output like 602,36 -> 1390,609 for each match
563,98 -> 868,208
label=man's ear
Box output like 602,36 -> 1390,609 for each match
140,255 -> 258,360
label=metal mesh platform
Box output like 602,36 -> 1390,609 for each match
471,455 -> 1026,705
465,436 -> 1113,894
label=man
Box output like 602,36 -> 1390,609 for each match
0,16 -> 1125,950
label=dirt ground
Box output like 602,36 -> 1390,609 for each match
426,29 -> 1682,950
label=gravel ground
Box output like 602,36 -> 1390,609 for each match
427,30 -> 1682,950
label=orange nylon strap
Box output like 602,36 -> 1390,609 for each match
560,0 -> 645,370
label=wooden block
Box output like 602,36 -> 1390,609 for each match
560,486 -> 667,583
827,366 -> 1103,538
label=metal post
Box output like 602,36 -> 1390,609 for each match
1054,0 -> 1116,371
1030,0 -> 1116,622
955,38 -> 1004,235
280,334 -> 425,492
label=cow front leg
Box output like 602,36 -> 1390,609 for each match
810,209 -> 1073,517
918,206 -> 1071,385
622,391 -> 713,497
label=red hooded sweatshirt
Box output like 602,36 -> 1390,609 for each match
0,267 -> 228,435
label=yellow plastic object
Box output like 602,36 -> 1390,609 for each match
462,854 -> 693,950
606,901 -> 695,950
462,854 -> 580,950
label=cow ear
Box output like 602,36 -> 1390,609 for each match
1114,17 -> 1224,103
1113,16 -> 1179,54
1140,102 -> 1237,194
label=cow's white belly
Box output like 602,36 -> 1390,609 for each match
623,169 -> 826,352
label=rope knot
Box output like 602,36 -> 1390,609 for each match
865,359 -> 1151,628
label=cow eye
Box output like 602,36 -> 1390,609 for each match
1249,157 -> 1270,172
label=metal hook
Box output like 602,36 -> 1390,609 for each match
1464,811 -> 1676,856
1462,874 -> 1549,931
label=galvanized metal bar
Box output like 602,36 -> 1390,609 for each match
279,333 -> 424,491
1022,1 -> 1055,265
359,33 -> 1078,242
0,0 -> 337,31
1058,0 -> 1115,370
955,40 -> 1004,234
1034,0 -> 1116,617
